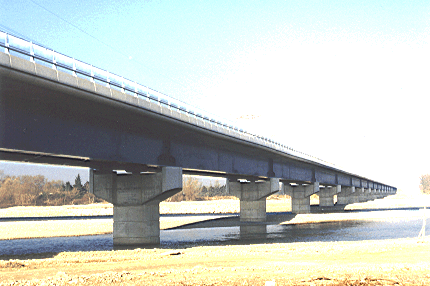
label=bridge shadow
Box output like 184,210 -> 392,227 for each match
312,204 -> 428,213
152,205 -> 426,249
0,252 -> 59,261
161,202 -> 394,232
310,204 -> 347,213
163,212 -> 299,231
111,213 -> 299,251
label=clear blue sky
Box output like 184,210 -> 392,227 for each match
1,1 -> 429,192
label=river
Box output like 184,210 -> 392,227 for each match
0,209 -> 428,256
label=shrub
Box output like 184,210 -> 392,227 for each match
0,173 -> 105,207
165,176 -> 203,202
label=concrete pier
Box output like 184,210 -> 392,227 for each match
369,188 -> 377,200
349,187 -> 361,204
284,182 -> 320,214
229,178 -> 280,222
90,167 -> 182,245
376,189 -> 383,199
352,187 -> 365,203
337,186 -> 355,205
319,185 -> 341,207
362,188 -> 368,201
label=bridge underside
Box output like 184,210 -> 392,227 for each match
0,52 -> 396,246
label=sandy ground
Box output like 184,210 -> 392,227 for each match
1,191 -> 428,218
1,194 -> 430,285
0,238 -> 429,285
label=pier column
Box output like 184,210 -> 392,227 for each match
365,188 -> 374,201
375,188 -> 383,199
284,183 -> 319,214
349,186 -> 360,203
90,167 -> 182,245
370,188 -> 378,200
319,185 -> 341,207
229,178 -> 280,222
382,188 -> 388,198
357,187 -> 367,202
337,186 -> 355,205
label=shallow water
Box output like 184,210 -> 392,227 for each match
0,210 -> 428,256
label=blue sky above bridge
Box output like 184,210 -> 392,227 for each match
1,0 -> 429,192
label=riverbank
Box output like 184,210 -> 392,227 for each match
2,208 -> 428,241
1,194 -> 430,285
1,238 -> 429,285
1,191 -> 429,218
1,194 -> 429,240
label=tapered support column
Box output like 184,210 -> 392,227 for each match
362,188 -> 372,202
356,187 -> 367,202
284,182 -> 319,214
376,189 -> 383,199
348,187 -> 360,203
369,188 -> 377,200
292,187 -> 310,213
319,185 -> 341,207
337,186 -> 355,205
90,167 -> 182,246
229,178 -> 280,222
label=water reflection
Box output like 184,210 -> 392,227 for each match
161,215 -> 427,247
240,225 -> 267,240
0,210 -> 428,257
0,234 -> 113,257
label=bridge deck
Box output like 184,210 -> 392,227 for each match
0,30 -> 395,192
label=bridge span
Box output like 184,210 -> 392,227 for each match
0,31 -> 396,245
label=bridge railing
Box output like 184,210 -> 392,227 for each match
0,30 -> 331,166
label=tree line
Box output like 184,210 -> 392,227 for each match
0,171 -> 230,207
0,171 -> 102,208
166,177 -> 230,202
3,170 -> 429,208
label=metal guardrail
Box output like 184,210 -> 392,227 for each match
0,30 -> 331,166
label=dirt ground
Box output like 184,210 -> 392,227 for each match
1,195 -> 430,285
0,238 -> 429,285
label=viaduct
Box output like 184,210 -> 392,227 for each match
0,31 -> 396,245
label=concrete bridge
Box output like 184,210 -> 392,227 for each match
0,31 -> 396,246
